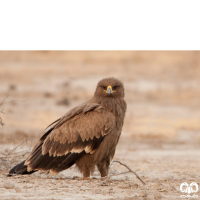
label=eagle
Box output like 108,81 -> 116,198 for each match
8,77 -> 127,179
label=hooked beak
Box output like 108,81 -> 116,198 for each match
106,86 -> 113,95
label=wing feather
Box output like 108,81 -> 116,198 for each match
25,102 -> 115,173
42,104 -> 115,157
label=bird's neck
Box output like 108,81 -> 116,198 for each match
94,96 -> 127,117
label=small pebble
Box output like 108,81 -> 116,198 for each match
3,182 -> 15,189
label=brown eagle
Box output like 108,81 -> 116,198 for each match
8,77 -> 127,178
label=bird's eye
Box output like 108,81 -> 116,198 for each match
113,86 -> 119,90
101,86 -> 107,90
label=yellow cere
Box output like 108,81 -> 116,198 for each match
106,85 -> 115,93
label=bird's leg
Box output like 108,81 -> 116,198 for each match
83,169 -> 90,180
97,159 -> 110,178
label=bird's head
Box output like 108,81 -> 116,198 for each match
95,77 -> 125,98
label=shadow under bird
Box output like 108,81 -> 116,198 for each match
8,77 -> 127,178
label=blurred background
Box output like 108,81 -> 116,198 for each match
0,51 -> 200,149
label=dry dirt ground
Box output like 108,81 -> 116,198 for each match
0,51 -> 200,199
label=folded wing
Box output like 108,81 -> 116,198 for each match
24,102 -> 115,175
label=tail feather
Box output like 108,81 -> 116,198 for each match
7,160 -> 36,176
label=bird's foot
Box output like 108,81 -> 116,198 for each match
83,177 -> 90,180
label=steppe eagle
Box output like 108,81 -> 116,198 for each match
8,77 -> 127,178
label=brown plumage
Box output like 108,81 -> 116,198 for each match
8,77 -> 127,178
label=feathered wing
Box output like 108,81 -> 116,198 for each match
23,102 -> 115,175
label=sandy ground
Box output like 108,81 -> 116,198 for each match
0,51 -> 200,199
